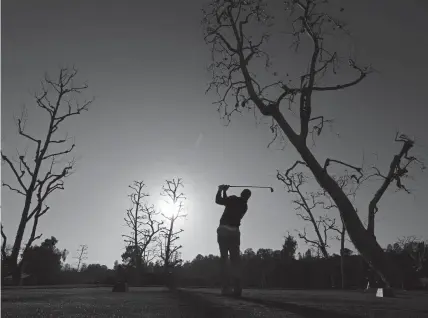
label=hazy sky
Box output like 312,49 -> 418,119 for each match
2,0 -> 428,268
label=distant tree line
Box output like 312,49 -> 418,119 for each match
2,234 -> 426,290
176,236 -> 427,290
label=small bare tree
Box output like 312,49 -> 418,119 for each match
74,244 -> 88,272
279,170 -> 329,258
158,178 -> 187,273
278,165 -> 355,255
201,0 -> 425,287
122,181 -> 163,283
278,166 -> 354,287
1,67 -> 92,284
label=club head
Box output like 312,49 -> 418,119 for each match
269,187 -> 274,193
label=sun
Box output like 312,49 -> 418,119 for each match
158,200 -> 177,218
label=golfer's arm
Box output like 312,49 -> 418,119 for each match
215,189 -> 227,205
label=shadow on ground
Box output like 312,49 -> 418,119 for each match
175,289 -> 360,318
238,295 -> 360,318
178,287 -> 428,318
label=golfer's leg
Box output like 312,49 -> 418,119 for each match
217,231 -> 230,292
229,232 -> 242,295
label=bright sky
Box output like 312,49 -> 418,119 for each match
2,0 -> 428,268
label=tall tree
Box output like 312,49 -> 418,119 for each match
122,181 -> 163,284
159,178 -> 187,273
201,0 -> 424,287
74,244 -> 88,272
1,67 -> 92,284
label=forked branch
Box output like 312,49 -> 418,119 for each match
367,133 -> 425,236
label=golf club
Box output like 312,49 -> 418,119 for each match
228,185 -> 274,193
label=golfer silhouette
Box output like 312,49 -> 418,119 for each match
215,184 -> 251,297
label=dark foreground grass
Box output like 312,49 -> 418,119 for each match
2,287 -> 428,318
2,287 -> 209,318
1,286 -> 282,318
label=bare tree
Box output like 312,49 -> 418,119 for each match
201,0 -> 425,287
74,244 -> 88,272
158,178 -> 187,273
1,67 -> 92,284
122,181 -> 163,283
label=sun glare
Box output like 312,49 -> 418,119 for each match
158,200 -> 177,218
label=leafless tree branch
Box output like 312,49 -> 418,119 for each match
324,158 -> 363,183
2,182 -> 26,196
1,154 -> 28,193
367,133 -> 425,237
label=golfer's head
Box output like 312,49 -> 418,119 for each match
241,189 -> 251,201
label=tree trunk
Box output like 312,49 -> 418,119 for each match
163,218 -> 174,281
167,220 -> 174,266
10,208 -> 32,286
330,274 -> 336,289
9,153 -> 44,286
273,111 -> 397,287
135,253 -> 141,286
367,210 -> 376,238
11,259 -> 24,286
305,151 -> 395,287
9,200 -> 32,285
340,230 -> 345,289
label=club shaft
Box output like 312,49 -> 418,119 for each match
229,186 -> 271,189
